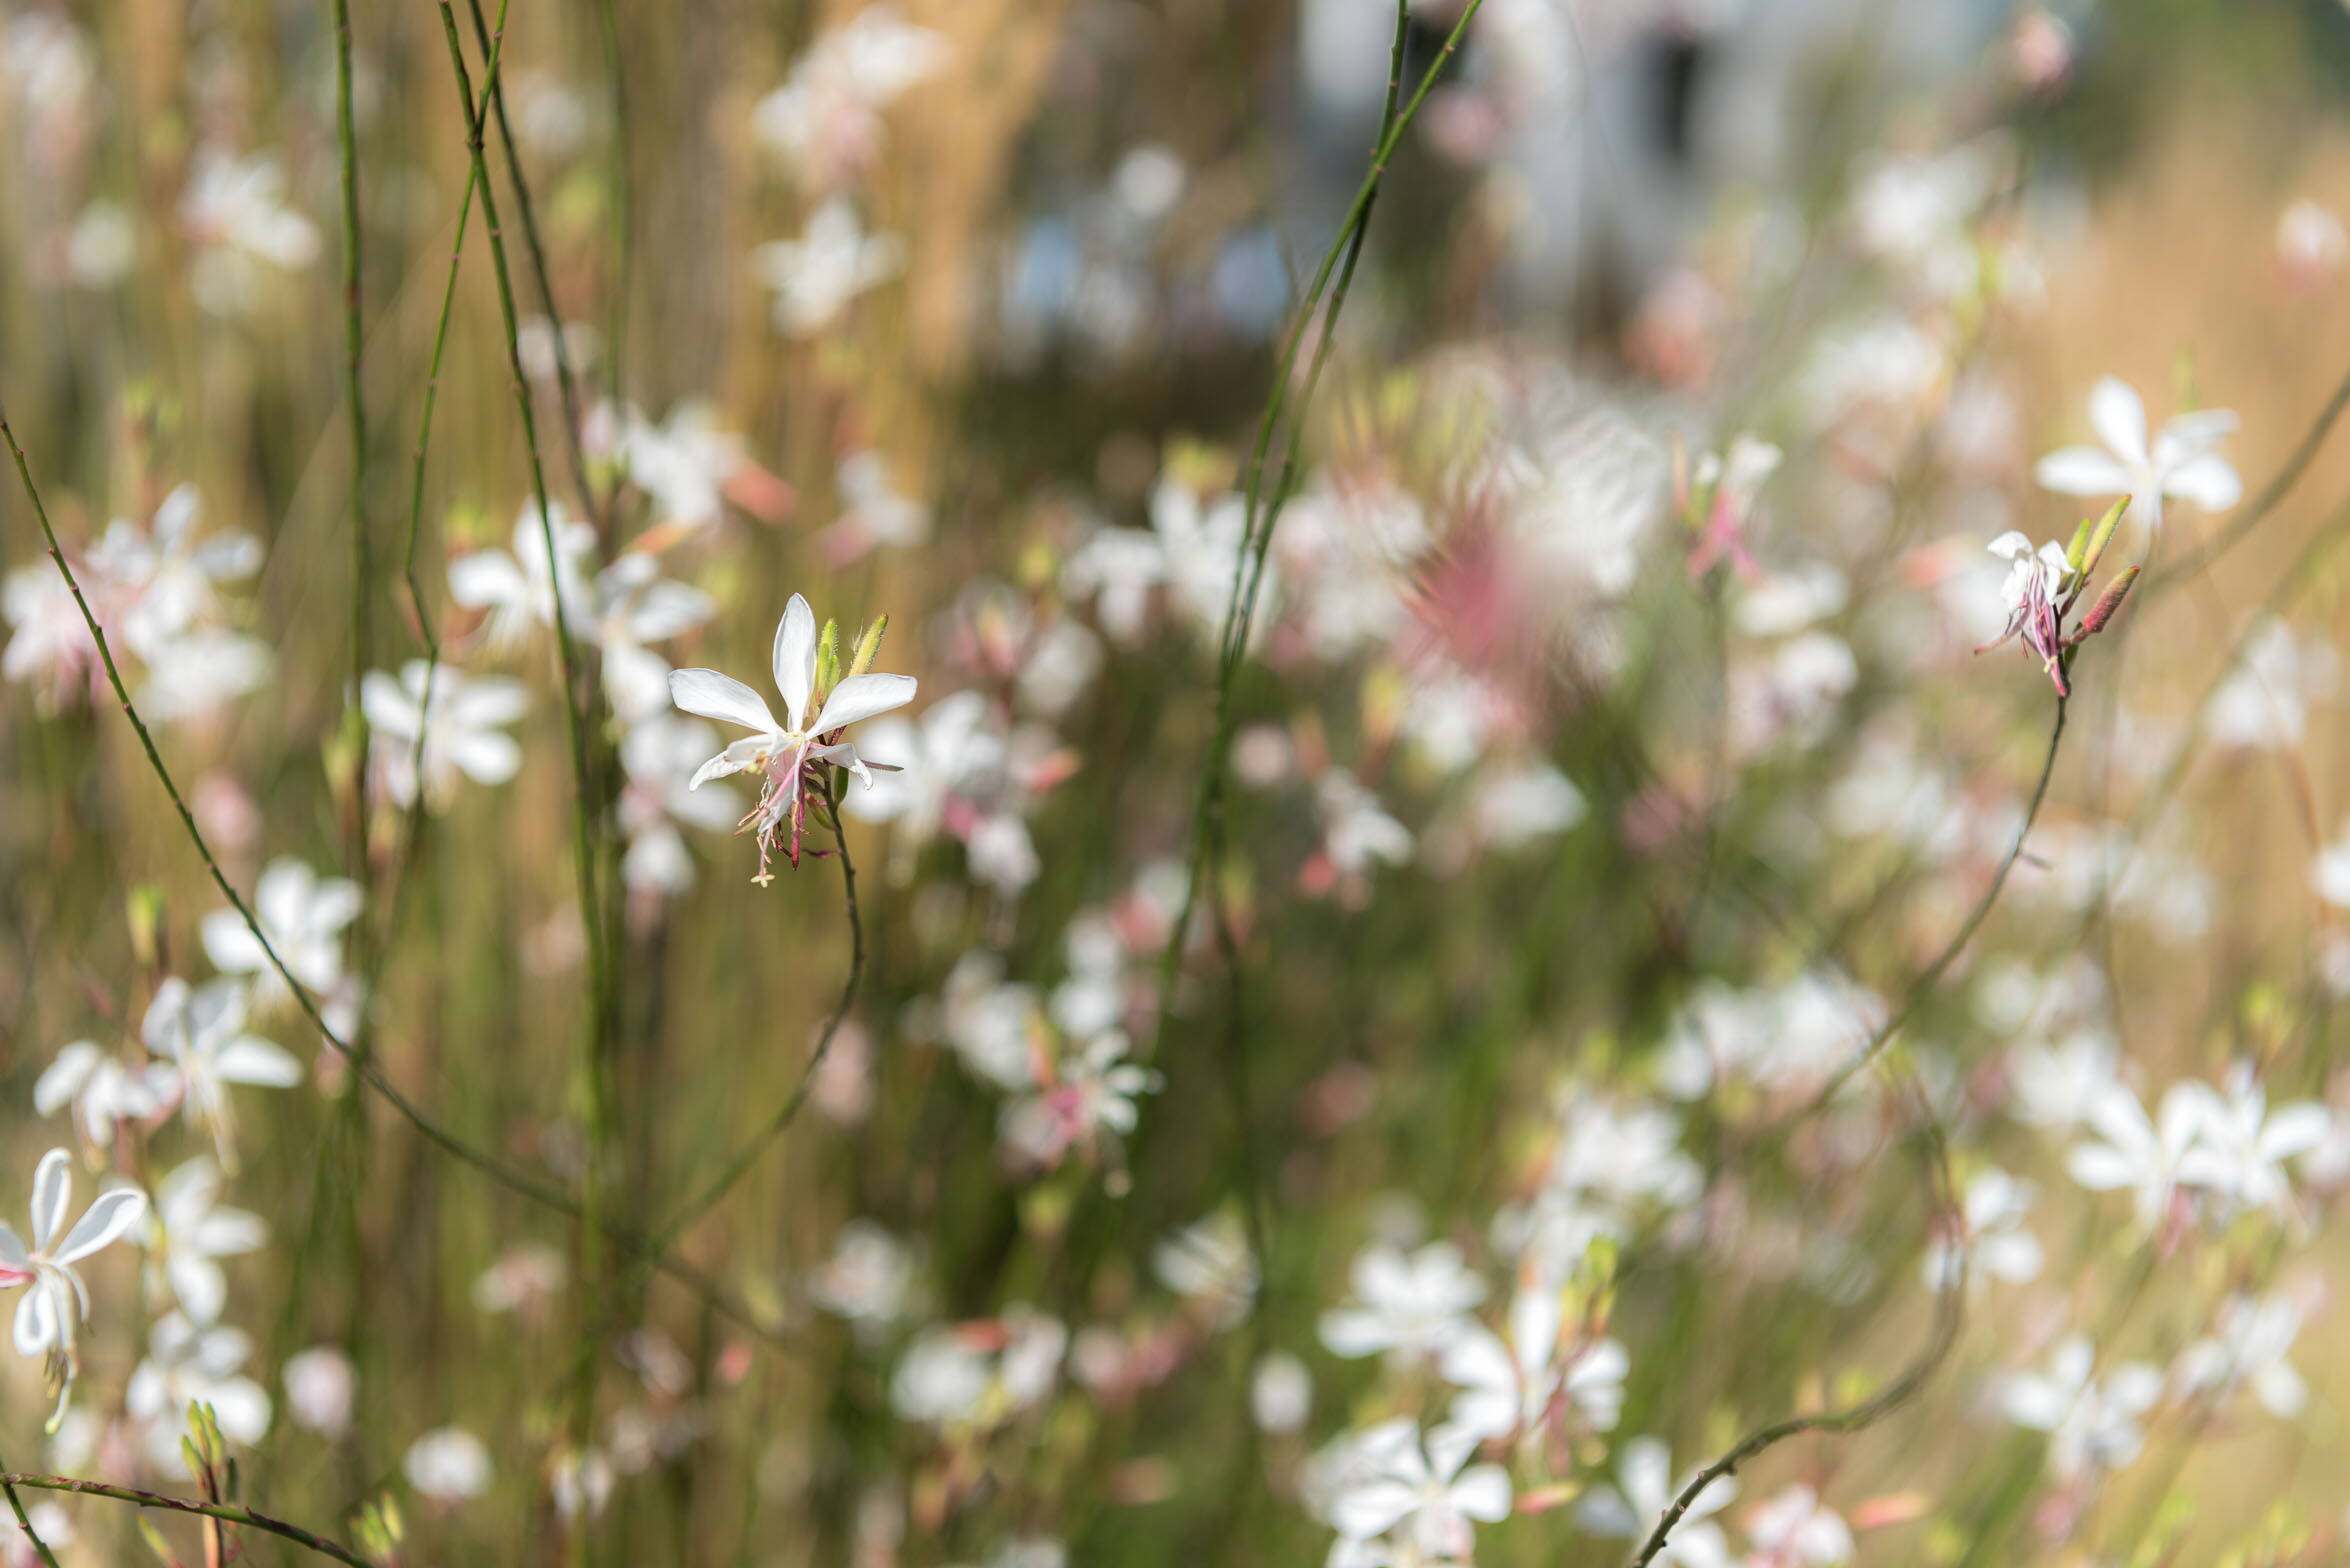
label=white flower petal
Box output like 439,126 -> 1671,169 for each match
812,672 -> 918,734
773,595 -> 817,732
2088,377 -> 2149,465
668,668 -> 779,735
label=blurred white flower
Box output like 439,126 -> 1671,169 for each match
620,402 -> 752,534
1325,1418 -> 1511,1561
146,1157 -> 265,1325
827,451 -> 930,559
2278,198 -> 2346,289
1742,1484 -> 1854,1566
2066,1080 -> 2218,1229
2007,1030 -> 2117,1129
181,148 -> 319,315
33,1041 -> 171,1149
811,1220 -> 916,1328
362,661 -> 530,810
594,552 -> 716,723
2205,618 -> 2337,752
2177,1065 -> 2331,1214
447,503 -> 598,653
1319,1241 -> 1486,1361
127,1312 -> 272,1472
2034,376 -> 2240,532
1922,1169 -> 2040,1292
406,1426 -> 494,1502
471,1243 -> 569,1317
618,713 -> 738,895
755,200 -> 902,335
2173,1292 -> 2309,1419
1319,770 -> 1413,878
201,856 -> 362,1004
999,1032 -> 1161,1170
1440,1277 -> 1626,1441
86,485 -> 262,662
282,1346 -> 356,1438
750,4 -> 947,188
139,977 -> 303,1164
0,1149 -> 147,1428
1578,1435 -> 1737,1568
2001,1334 -> 2161,1480
1251,1352 -> 1313,1434
1152,1210 -> 1258,1330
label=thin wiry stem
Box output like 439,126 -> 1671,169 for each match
0,1452 -> 61,1568
2155,355 -> 2350,592
0,395 -> 784,1347
0,1475 -> 370,1568
651,769 -> 864,1250
595,0 -> 634,420
330,0 -> 373,872
432,0 -> 612,1039
2097,489 -> 2350,931
464,0 -> 601,536
1163,0 -> 1484,1000
1802,692 -> 2071,1110
1627,1089 -> 1965,1567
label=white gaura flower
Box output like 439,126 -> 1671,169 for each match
593,553 -> 716,723
0,1149 -> 147,1428
753,200 -> 902,336
2177,1065 -> 2331,1214
618,713 -> 739,896
2034,375 -> 2241,533
146,1158 -> 266,1325
405,1426 -> 494,1503
1440,1277 -> 1627,1441
2001,1334 -> 2162,1480
200,856 -> 361,1004
140,977 -> 303,1166
361,661 -> 530,810
33,1041 -> 172,1149
1922,1168 -> 2042,1292
2173,1292 -> 2309,1419
180,148 -> 319,315
85,485 -> 262,661
1326,1418 -> 1511,1560
2066,1080 -> 2218,1230
446,502 -> 598,653
127,1312 -> 272,1472
1152,1211 -> 1258,1331
281,1345 -> 355,1438
1319,1241 -> 1486,1362
827,450 -> 931,560
668,593 -> 916,879
999,1031 -> 1163,1171
1577,1435 -> 1737,1568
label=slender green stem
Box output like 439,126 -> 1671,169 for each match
595,0 -> 633,425
1627,1096 -> 1964,1567
431,1 -> 609,1031
0,1452 -> 61,1568
0,1474 -> 370,1567
464,0 -> 602,535
433,3 -> 623,1513
650,771 -> 863,1251
1803,693 -> 2071,1110
2156,355 -> 2350,591
1162,0 -> 1483,1000
330,0 -> 372,868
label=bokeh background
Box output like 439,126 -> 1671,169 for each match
8,1 -> 2350,1564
